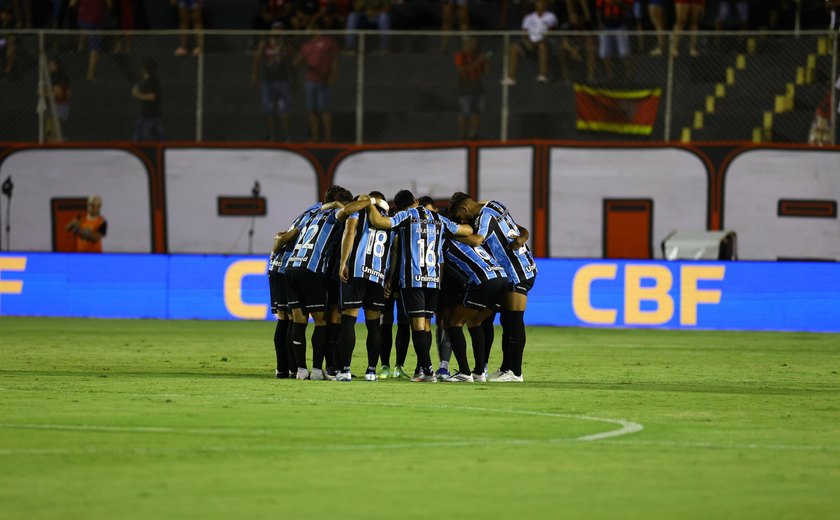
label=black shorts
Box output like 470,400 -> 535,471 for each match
399,287 -> 439,319
340,278 -> 386,311
438,271 -> 461,312
284,268 -> 327,312
461,277 -> 507,310
268,270 -> 288,314
326,277 -> 341,309
510,274 -> 536,296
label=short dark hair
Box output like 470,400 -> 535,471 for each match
418,196 -> 434,208
448,192 -> 471,214
369,190 -> 386,200
324,185 -> 346,203
336,188 -> 353,203
394,190 -> 415,211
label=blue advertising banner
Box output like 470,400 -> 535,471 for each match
1,253 -> 839,332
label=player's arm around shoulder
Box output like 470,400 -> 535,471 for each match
339,217 -> 359,282
337,194 -> 371,222
368,201 -> 395,230
453,233 -> 484,247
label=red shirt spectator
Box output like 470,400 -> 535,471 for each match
77,0 -> 109,26
300,35 -> 338,84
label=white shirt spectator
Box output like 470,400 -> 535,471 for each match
522,11 -> 558,43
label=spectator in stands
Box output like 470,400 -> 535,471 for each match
501,0 -> 558,85
0,6 -> 15,77
10,0 -> 30,28
440,0 -> 470,53
254,0 -> 296,30
566,0 -> 597,82
173,0 -> 203,56
596,0 -> 633,82
292,0 -> 325,30
646,0 -> 668,56
715,1 -> 748,31
252,22 -> 295,142
50,0 -> 71,28
70,0 -> 110,81
44,57 -> 70,142
131,57 -> 164,141
65,195 -> 107,253
673,0 -> 703,57
345,0 -> 391,52
321,0 -> 351,30
454,36 -> 489,140
298,18 -> 338,142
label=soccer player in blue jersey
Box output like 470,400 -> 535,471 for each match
367,190 -> 473,382
284,191 -> 372,380
379,203 -> 412,380
335,191 -> 393,381
448,193 -> 536,382
439,237 -> 508,382
267,201 -> 321,378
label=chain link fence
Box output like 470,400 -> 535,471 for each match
0,29 -> 837,145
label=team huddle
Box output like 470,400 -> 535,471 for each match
267,186 -> 537,383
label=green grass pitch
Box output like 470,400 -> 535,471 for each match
1,317 -> 839,519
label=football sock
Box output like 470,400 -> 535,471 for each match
507,311 -> 526,376
499,311 -> 513,372
468,325 -> 485,374
436,325 -> 453,365
274,319 -> 289,372
291,322 -> 307,369
396,322 -> 411,366
482,313 -> 495,372
311,325 -> 327,370
380,315 -> 393,366
365,318 -> 382,369
438,360 -> 449,372
339,314 -> 356,370
326,323 -> 340,371
411,329 -> 433,373
446,326 -> 471,375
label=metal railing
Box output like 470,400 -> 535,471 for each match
0,29 -> 837,145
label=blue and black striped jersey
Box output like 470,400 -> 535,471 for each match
269,202 -> 320,275
347,207 -> 393,286
390,207 -> 461,289
475,200 -> 537,284
443,239 -> 508,287
284,208 -> 343,274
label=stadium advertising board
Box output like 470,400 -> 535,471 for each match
2,253 -> 838,332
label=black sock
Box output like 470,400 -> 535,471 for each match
446,326 -> 470,375
338,314 -> 356,370
380,316 -> 393,366
326,323 -> 340,371
507,311 -> 526,376
411,329 -> 433,374
437,327 -> 453,366
482,313 -> 495,372
499,311 -> 513,372
396,322 -> 411,366
274,319 -> 290,372
311,325 -> 327,370
365,318 -> 382,369
291,322 -> 307,369
468,325 -> 485,374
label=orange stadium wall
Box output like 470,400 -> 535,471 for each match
0,142 -> 838,261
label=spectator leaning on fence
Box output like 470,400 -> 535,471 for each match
440,0 -> 470,53
173,0 -> 203,57
70,0 -> 111,81
298,18 -> 339,143
673,0 -> 703,57
454,36 -> 489,140
501,0 -> 558,85
252,22 -> 295,142
596,0 -> 633,82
